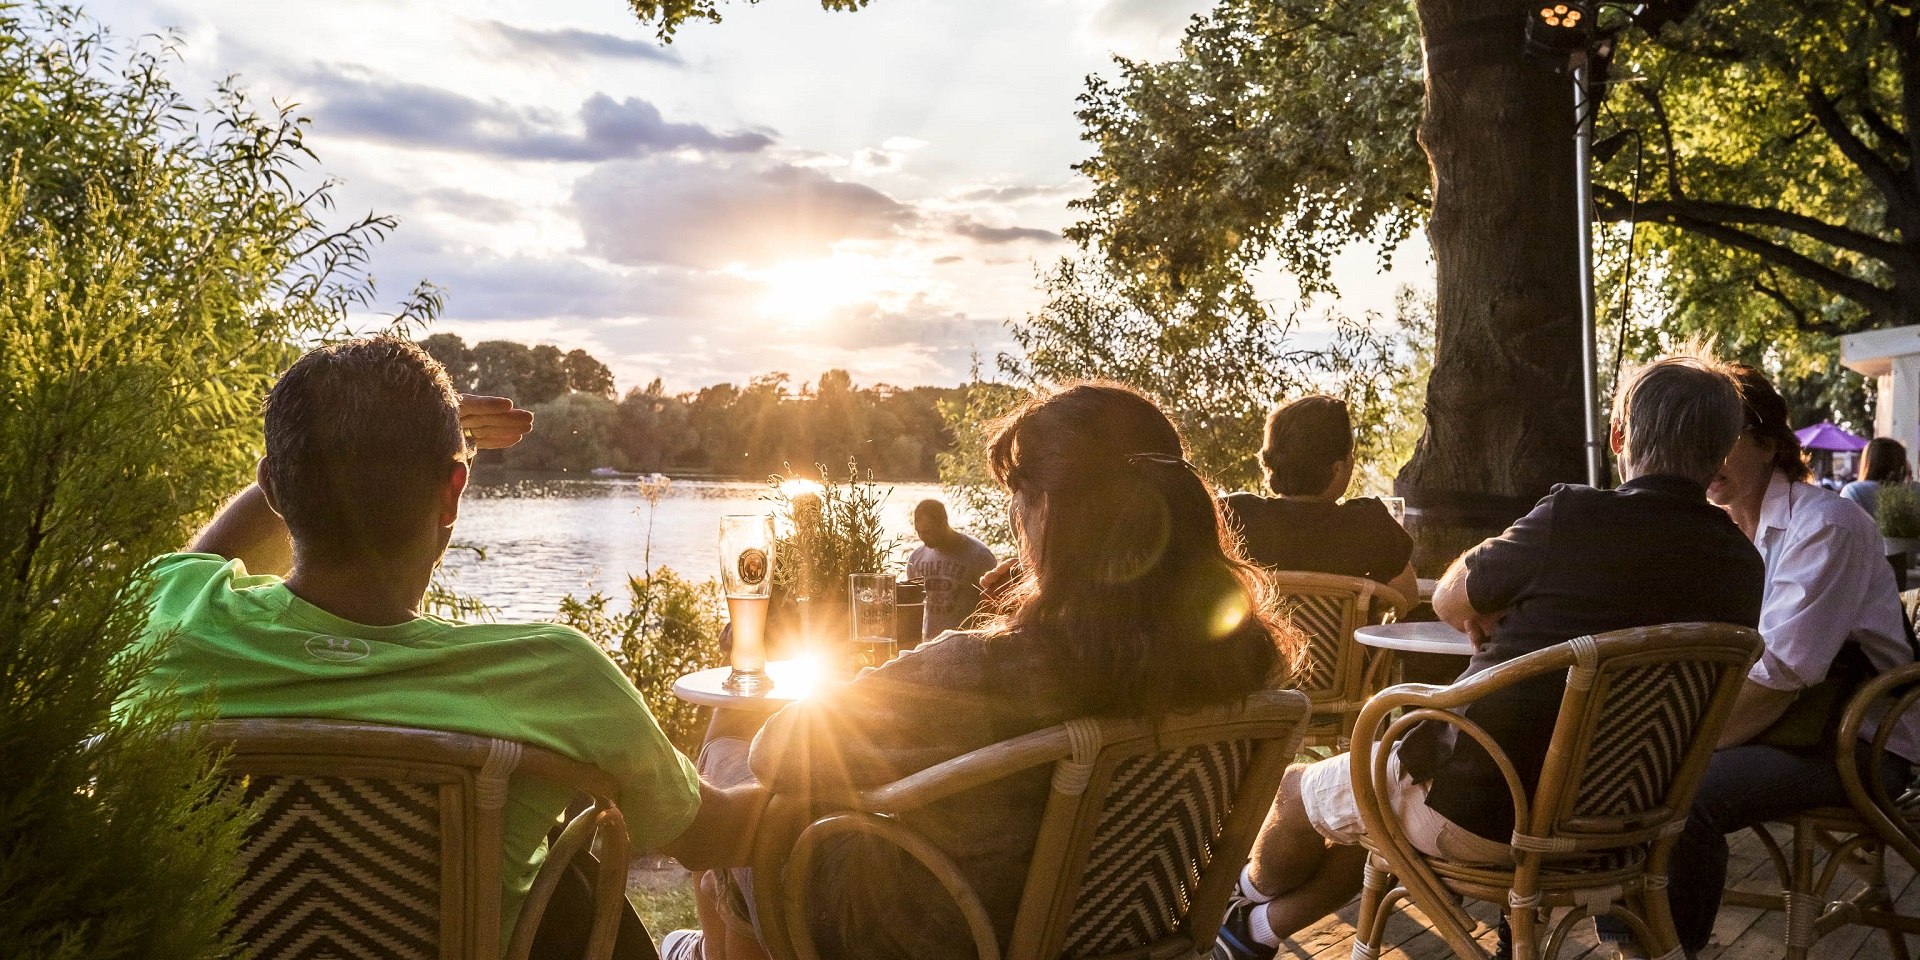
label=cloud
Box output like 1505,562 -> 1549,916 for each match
574,157 -> 917,268
471,20 -> 682,66
956,183 -> 1081,204
302,68 -> 771,160
808,296 -> 1006,351
417,187 -> 526,223
951,218 -> 1062,245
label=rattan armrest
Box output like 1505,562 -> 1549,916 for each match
1836,661 -> 1920,868
855,725 -> 1076,814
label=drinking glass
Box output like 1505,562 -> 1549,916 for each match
849,573 -> 898,670
1381,496 -> 1407,526
719,513 -> 777,694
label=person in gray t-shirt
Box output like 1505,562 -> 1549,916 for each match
906,499 -> 998,638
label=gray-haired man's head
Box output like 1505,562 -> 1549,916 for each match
1609,356 -> 1745,486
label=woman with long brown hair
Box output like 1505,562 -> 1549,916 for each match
669,381 -> 1299,960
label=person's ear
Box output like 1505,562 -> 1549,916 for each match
1608,422 -> 1625,456
440,461 -> 468,527
256,458 -> 287,518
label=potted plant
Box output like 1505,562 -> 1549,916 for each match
1878,483 -> 1920,560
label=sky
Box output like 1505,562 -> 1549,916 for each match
92,0 -> 1428,394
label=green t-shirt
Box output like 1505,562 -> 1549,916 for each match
126,553 -> 702,940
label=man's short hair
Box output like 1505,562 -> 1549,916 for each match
913,499 -> 949,527
1259,395 -> 1353,496
1610,356 -> 1744,485
263,337 -> 463,560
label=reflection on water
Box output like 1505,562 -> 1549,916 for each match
438,477 -> 970,622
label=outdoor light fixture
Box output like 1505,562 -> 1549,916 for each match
1523,1 -> 1594,72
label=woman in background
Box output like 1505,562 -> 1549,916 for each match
1842,436 -> 1912,519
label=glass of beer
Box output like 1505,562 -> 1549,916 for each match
849,573 -> 897,670
719,513 -> 776,694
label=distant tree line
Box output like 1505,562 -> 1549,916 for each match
419,334 -> 963,479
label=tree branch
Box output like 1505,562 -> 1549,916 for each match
1751,272 -> 1831,335
1802,78 -> 1910,212
1635,84 -> 1684,199
1594,185 -> 1904,264
1612,198 -> 1899,319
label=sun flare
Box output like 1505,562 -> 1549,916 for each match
752,255 -> 892,325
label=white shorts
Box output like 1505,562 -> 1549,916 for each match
1298,748 -> 1511,865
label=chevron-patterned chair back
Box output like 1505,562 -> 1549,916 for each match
189,719 -> 629,960
1347,623 -> 1762,960
1263,570 -> 1404,751
747,689 -> 1313,960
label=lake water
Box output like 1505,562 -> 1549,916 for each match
438,477 -> 969,622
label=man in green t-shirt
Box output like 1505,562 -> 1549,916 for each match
127,337 -> 751,958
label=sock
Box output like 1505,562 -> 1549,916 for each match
1248,902 -> 1281,947
1238,863 -> 1277,903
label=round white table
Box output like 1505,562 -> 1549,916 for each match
672,659 -> 831,712
1353,621 -> 1474,657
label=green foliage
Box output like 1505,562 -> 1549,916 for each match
1880,484 -> 1920,540
1070,0 -> 1427,305
625,0 -> 872,40
502,392 -> 621,473
767,462 -> 900,600
1065,0 -> 1908,427
1000,256 -> 1412,494
433,332 -> 964,479
556,570 -> 723,758
935,373 -> 1023,552
0,5 -> 427,955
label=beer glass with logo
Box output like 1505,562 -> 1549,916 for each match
719,513 -> 776,693
849,573 -> 897,670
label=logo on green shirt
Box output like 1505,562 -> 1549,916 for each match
305,635 -> 372,663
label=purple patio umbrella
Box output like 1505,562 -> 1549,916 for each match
1794,421 -> 1869,452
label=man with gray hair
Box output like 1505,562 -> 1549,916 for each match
1215,357 -> 1766,960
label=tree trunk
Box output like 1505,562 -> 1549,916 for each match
1396,0 -> 1592,573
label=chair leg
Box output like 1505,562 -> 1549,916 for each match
1352,853 -> 1392,960
1508,902 -> 1540,960
1783,820 -> 1821,960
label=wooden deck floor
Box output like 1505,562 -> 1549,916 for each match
1277,825 -> 1920,960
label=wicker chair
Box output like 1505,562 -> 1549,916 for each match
1720,661 -> 1920,960
1263,571 -> 1407,753
193,718 -> 630,960
745,689 -> 1313,960
1349,623 -> 1762,960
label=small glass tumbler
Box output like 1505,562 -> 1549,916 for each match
1381,496 -> 1407,526
848,573 -> 898,670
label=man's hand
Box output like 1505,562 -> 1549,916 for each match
459,394 -> 534,450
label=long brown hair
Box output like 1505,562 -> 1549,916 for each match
982,381 -> 1299,716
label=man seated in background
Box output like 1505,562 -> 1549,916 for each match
1214,356 -> 1765,960
1219,395 -> 1418,611
906,498 -> 997,636
126,336 -> 752,959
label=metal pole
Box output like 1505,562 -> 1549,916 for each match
1572,52 -> 1605,488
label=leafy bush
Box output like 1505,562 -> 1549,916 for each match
1880,484 -> 1920,540
0,5 -> 429,956
557,569 -> 724,758
768,460 -> 901,601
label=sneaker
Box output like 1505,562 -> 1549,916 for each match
1213,896 -> 1278,960
659,929 -> 703,960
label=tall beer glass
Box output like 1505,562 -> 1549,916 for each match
719,513 -> 776,694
